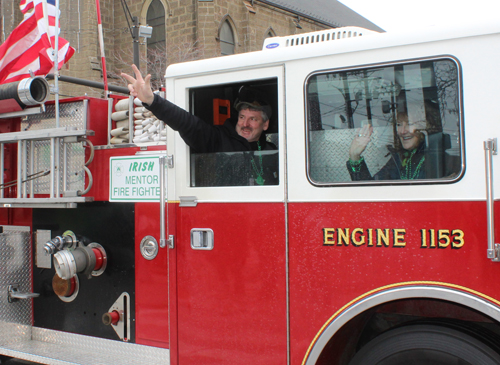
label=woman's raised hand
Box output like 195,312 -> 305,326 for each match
349,124 -> 373,161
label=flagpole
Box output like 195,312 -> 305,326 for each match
54,0 -> 60,128
95,0 -> 108,96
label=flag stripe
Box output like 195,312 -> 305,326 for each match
0,0 -> 75,84
20,0 -> 34,14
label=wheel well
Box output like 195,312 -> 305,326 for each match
315,298 -> 500,365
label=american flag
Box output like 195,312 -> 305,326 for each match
0,0 -> 75,84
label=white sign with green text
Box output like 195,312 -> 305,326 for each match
109,156 -> 163,202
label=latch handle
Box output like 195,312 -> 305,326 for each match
8,285 -> 40,303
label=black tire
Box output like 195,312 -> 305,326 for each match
348,324 -> 500,365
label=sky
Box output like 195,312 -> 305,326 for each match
339,0 -> 500,32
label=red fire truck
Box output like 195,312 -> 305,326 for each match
0,21 -> 500,365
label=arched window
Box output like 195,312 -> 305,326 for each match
146,0 -> 166,87
220,20 -> 235,55
263,28 -> 276,48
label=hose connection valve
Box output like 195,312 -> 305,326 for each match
102,310 -> 121,326
44,230 -> 77,255
53,242 -> 107,280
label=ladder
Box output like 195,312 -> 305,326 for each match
0,100 -> 94,208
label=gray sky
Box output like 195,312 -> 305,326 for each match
339,0 -> 500,32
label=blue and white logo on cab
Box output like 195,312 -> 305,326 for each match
266,42 -> 280,49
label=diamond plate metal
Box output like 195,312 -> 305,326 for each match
25,140 -> 85,195
0,328 -> 170,365
309,127 -> 392,183
21,101 -> 87,131
0,226 -> 33,345
0,225 -> 170,365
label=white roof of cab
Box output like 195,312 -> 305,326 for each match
165,21 -> 500,80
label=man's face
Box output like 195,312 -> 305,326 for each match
235,108 -> 269,143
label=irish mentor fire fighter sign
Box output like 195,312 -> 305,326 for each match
110,156 -> 163,202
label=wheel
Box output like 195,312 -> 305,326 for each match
348,324 -> 500,365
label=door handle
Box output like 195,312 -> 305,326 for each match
159,155 -> 166,248
191,229 -> 214,250
484,138 -> 499,261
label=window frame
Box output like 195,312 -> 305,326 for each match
168,66 -> 286,203
220,20 -> 236,55
304,55 -> 465,187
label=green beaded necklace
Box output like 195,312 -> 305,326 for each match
251,142 -> 265,185
401,149 -> 425,180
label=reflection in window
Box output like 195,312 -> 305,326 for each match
191,150 -> 279,187
306,59 -> 462,184
220,20 -> 235,55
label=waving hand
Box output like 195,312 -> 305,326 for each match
121,64 -> 155,105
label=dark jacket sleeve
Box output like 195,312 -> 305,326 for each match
346,158 -> 374,181
145,94 -> 223,153
347,156 -> 401,181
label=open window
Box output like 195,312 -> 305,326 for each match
188,78 -> 279,187
306,58 -> 463,185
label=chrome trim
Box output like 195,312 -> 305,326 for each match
140,236 -> 159,260
128,95 -> 134,144
94,142 -> 167,150
167,154 -> 174,169
106,292 -> 131,341
159,156 -> 166,248
190,229 -> 214,250
50,138 -> 55,198
167,234 -> 175,249
304,286 -> 500,365
179,196 -> 198,207
7,285 -> 40,303
484,138 -> 499,261
0,127 -> 86,143
0,106 -> 44,119
107,98 -> 113,145
16,141 -> 21,198
0,143 -> 3,199
55,137 -> 60,197
21,140 -> 27,197
30,140 -> 34,198
82,99 -> 89,130
36,230 -> 52,269
0,327 -> 170,365
17,77 -> 50,106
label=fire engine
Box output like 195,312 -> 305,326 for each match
0,20 -> 499,365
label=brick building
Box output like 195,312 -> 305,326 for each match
0,0 -> 382,97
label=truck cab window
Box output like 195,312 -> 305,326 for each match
306,59 -> 462,185
189,79 -> 279,187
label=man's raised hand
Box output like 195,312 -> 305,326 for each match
121,64 -> 155,105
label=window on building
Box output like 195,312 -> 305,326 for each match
220,20 -> 235,55
146,0 -> 166,88
306,58 -> 462,185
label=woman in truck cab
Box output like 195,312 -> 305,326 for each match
346,100 -> 459,181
